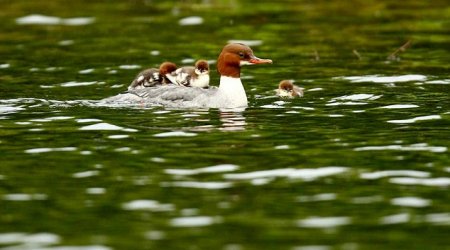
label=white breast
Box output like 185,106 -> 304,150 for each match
191,74 -> 210,88
216,76 -> 248,108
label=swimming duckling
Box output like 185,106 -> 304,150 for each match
275,80 -> 304,98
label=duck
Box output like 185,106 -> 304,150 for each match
127,62 -> 177,90
275,80 -> 304,98
165,60 -> 210,88
102,43 -> 272,108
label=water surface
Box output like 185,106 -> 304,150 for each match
1,1 -> 449,249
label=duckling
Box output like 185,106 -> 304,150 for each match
166,60 -> 210,88
275,80 -> 304,98
128,61 -> 177,90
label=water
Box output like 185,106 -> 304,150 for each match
1,1 -> 449,249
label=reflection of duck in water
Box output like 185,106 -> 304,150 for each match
165,60 -> 210,88
219,110 -> 246,131
275,80 -> 304,98
128,62 -> 177,90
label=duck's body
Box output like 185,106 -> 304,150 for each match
103,43 -> 272,108
275,80 -> 304,98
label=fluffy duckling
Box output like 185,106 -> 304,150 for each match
128,62 -> 177,90
275,80 -> 304,98
165,60 -> 210,88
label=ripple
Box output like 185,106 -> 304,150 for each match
60,81 -> 101,87
162,181 -> 233,189
391,197 -> 431,207
0,105 -> 25,114
3,193 -> 48,201
122,200 -> 175,211
72,170 -> 100,178
387,115 -> 441,124
119,64 -> 141,70
338,74 -> 427,83
389,177 -> 450,187
0,232 -> 60,246
224,167 -> 348,181
379,104 -> 419,109
274,145 -> 290,150
76,118 -> 103,123
153,110 -> 171,114
107,134 -> 130,139
332,94 -> 382,101
293,106 -> 315,110
326,93 -> 382,107
165,164 -> 239,176
16,14 -> 95,26
114,147 -> 132,152
30,116 -> 74,122
306,88 -> 324,92
424,213 -> 450,225
25,147 -> 77,154
0,233 -> 27,244
179,16 -> 203,26
151,157 -> 166,163
296,216 -> 351,228
58,40 -> 74,46
260,104 -> 284,109
181,112 -> 200,117
79,122 -> 138,132
354,143 -> 447,153
150,50 -> 160,56
380,213 -> 410,224
63,17 -> 96,26
79,69 -> 94,74
326,101 -> 368,106
153,131 -> 197,137
425,79 -> 450,84
351,195 -> 384,204
224,168 -> 296,180
86,187 -> 106,195
297,193 -> 337,202
170,216 -> 221,227
360,170 -> 430,179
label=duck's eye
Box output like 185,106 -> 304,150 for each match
239,52 -> 245,58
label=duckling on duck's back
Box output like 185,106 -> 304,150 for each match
128,62 -> 177,90
166,60 -> 210,88
103,43 -> 273,108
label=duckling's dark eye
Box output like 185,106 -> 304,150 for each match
239,52 -> 245,58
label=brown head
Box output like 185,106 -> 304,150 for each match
217,43 -> 272,78
159,62 -> 178,84
194,60 -> 209,74
278,80 -> 303,97
159,62 -> 177,75
279,80 -> 294,91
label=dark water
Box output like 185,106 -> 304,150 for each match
1,1 -> 449,249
